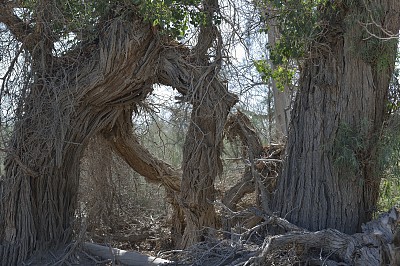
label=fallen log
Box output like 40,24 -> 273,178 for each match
82,242 -> 171,265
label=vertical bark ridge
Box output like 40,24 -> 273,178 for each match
273,0 -> 400,233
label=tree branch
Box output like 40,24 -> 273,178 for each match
193,0 -> 220,64
102,110 -> 181,192
0,1 -> 37,53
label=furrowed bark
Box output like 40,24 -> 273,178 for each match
272,1 -> 400,234
0,16 -> 160,264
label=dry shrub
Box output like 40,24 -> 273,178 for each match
254,244 -> 302,266
77,136 -> 171,253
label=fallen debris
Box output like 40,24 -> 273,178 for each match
83,242 -> 171,265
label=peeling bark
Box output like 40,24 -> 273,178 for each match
0,0 -> 239,260
158,0 -> 239,248
179,75 -> 237,248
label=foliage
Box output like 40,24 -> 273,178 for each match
139,0 -> 208,38
254,59 -> 295,91
19,0 -> 110,39
387,54 -> 400,112
376,115 -> 400,211
255,0 -> 329,91
18,0 -> 208,43
333,121 -> 372,176
260,0 -> 330,64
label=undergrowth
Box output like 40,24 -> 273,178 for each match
377,114 -> 400,212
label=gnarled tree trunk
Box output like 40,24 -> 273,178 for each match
158,0 -> 239,248
0,0 -> 238,261
179,77 -> 237,247
0,17 -> 158,264
272,1 -> 400,233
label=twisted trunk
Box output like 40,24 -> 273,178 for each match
0,18 -> 160,264
0,1 -> 239,259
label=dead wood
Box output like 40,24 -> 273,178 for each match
222,111 -> 284,236
91,233 -> 153,246
246,207 -> 400,265
83,242 -> 171,266
224,110 -> 265,157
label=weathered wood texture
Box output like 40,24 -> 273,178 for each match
175,0 -> 238,248
250,208 -> 400,265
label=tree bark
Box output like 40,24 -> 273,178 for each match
0,0 -> 239,259
178,74 -> 237,248
0,16 -> 164,264
272,1 -> 400,234
163,0 -> 239,248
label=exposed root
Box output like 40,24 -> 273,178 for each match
174,206 -> 400,266
245,207 -> 400,265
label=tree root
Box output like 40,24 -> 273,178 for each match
245,207 -> 400,265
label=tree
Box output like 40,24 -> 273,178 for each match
1,0 -> 399,264
0,0 -> 236,264
267,0 -> 400,233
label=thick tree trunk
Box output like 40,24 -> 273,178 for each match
272,2 -> 400,233
0,18 -> 159,264
0,2 -> 238,259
